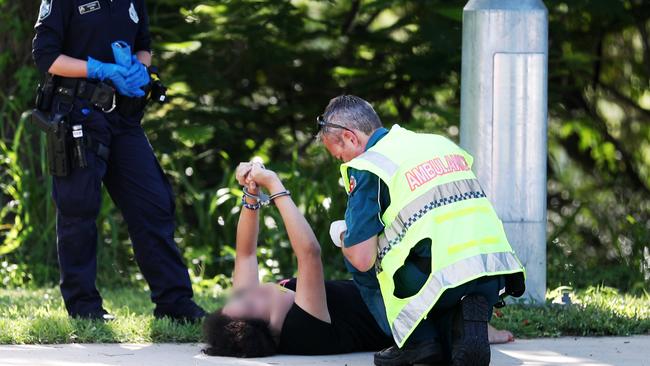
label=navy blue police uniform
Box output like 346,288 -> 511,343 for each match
32,0 -> 204,320
344,127 -> 505,350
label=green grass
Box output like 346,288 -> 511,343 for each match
491,286 -> 650,338
0,285 -> 648,344
0,287 -> 223,344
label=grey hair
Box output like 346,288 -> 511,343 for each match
318,95 -> 383,140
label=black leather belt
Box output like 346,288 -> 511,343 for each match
55,77 -> 148,117
56,78 -> 117,112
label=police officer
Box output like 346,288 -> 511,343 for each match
319,95 -> 525,366
32,0 -> 205,321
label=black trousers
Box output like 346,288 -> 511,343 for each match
52,97 -> 194,316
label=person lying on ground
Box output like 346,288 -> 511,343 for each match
202,162 -> 516,358
202,162 -> 393,357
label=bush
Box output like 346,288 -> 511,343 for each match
1,1 -> 649,294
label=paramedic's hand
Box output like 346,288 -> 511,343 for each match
329,220 -> 347,248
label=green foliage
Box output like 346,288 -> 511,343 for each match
0,1 -> 649,294
545,0 -> 650,292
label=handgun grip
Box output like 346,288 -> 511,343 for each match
30,109 -> 58,134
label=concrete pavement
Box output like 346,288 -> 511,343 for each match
0,336 -> 648,366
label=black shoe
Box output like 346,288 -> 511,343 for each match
154,299 -> 206,323
374,339 -> 445,366
451,295 -> 491,366
73,309 -> 116,322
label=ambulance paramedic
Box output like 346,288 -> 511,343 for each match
319,95 -> 525,366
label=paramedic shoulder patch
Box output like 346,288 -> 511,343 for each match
349,175 -> 357,193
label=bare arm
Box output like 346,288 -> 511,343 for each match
249,166 -> 331,323
47,50 -> 151,78
342,235 -> 378,272
231,164 -> 262,290
232,195 -> 261,290
48,55 -> 88,78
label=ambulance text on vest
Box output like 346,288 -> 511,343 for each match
405,154 -> 470,191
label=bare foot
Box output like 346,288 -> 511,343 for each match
488,323 -> 514,344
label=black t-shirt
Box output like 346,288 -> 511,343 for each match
277,279 -> 392,355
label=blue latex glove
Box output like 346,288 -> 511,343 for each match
125,55 -> 150,92
87,57 -> 128,83
112,41 -> 133,68
87,57 -> 142,98
110,41 -> 146,98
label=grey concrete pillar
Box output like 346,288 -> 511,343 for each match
459,0 -> 549,303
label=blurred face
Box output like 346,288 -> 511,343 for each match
321,130 -> 366,163
222,284 -> 274,321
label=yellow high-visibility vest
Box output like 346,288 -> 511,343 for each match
341,125 -> 525,347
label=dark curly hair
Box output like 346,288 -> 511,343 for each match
202,309 -> 277,358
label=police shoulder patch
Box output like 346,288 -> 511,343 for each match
38,0 -> 53,21
129,2 -> 139,24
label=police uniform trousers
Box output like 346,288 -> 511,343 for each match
52,96 -> 193,317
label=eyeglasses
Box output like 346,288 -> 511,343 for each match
316,115 -> 355,135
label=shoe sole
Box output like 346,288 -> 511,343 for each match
452,295 -> 491,366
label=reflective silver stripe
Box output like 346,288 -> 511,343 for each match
378,179 -> 486,262
357,151 -> 399,178
390,251 -> 523,346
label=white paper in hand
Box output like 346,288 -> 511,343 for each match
329,220 -> 347,248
